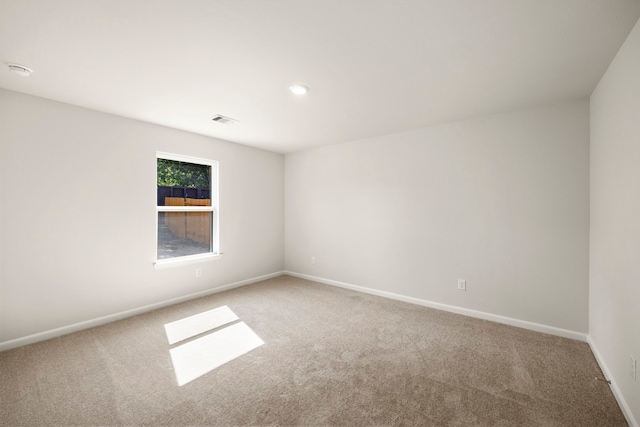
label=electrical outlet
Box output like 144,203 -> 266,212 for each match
195,268 -> 202,278
631,355 -> 637,381
457,279 -> 466,290
311,257 -> 316,265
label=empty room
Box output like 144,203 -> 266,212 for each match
1,1 -> 639,426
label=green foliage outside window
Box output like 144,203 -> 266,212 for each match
157,158 -> 210,189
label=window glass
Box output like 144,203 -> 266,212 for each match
157,212 -> 213,259
157,159 -> 211,206
156,154 -> 218,262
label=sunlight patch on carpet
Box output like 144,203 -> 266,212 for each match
169,321 -> 264,386
164,305 -> 239,345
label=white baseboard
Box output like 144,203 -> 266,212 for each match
284,271 -> 588,342
0,271 -> 284,352
588,336 -> 639,427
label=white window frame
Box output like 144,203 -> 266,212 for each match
154,152 -> 221,269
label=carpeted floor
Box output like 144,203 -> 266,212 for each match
0,275 -> 627,426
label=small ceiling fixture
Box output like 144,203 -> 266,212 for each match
211,114 -> 238,125
289,84 -> 309,95
6,63 -> 33,77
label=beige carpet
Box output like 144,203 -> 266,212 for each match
0,275 -> 627,426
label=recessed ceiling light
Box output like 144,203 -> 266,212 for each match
6,63 -> 33,77
289,84 -> 309,95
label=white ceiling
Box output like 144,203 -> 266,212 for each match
1,1 -> 639,153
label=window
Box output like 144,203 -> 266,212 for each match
156,152 -> 219,267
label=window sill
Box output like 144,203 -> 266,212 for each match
154,253 -> 223,269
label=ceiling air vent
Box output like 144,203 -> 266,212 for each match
211,114 -> 238,125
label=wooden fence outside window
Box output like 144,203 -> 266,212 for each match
164,197 -> 211,245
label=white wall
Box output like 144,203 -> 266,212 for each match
285,100 -> 590,334
0,89 -> 284,345
590,17 -> 640,425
